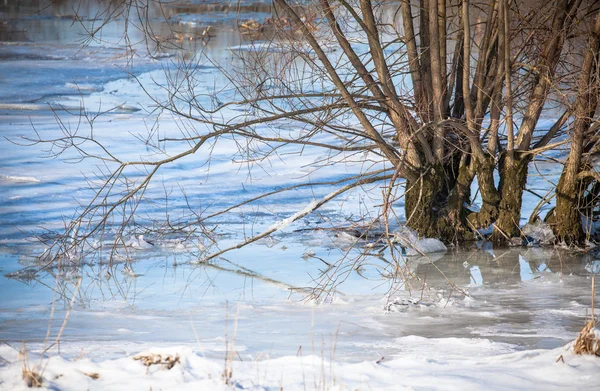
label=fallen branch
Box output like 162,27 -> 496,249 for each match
197,174 -> 392,263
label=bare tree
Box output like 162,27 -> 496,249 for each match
19,0 -> 600,282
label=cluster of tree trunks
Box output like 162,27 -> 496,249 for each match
270,0 -> 600,245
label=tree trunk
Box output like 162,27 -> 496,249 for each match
491,152 -> 530,241
404,163 -> 468,241
404,166 -> 445,239
404,157 -> 493,242
552,125 -> 588,244
552,9 -> 600,244
467,155 -> 500,230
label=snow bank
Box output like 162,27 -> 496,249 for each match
393,226 -> 447,256
1,341 -> 599,390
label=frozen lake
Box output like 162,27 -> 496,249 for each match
0,1 -> 599,389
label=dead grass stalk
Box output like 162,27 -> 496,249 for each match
20,344 -> 42,388
573,276 -> 600,356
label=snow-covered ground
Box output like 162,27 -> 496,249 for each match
1,341 -> 599,390
1,2 -> 600,390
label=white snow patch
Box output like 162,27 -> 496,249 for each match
267,200 -> 319,232
354,335 -> 516,359
157,238 -> 202,252
125,235 -> 154,249
65,82 -> 98,91
0,174 -> 41,183
0,238 -> 34,244
334,231 -> 360,248
393,226 -> 447,256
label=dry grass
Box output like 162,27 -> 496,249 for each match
573,320 -> 600,356
19,345 -> 42,388
222,307 -> 239,385
84,372 -> 100,380
133,353 -> 180,370
573,276 -> 600,356
21,365 -> 43,388
239,19 -> 261,32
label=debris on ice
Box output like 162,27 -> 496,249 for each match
522,221 -> 555,245
126,235 -> 154,249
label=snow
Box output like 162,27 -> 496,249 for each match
0,174 -> 41,183
393,226 -> 448,256
125,235 -> 154,250
1,342 -> 599,390
64,82 -> 98,91
267,200 -> 320,232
